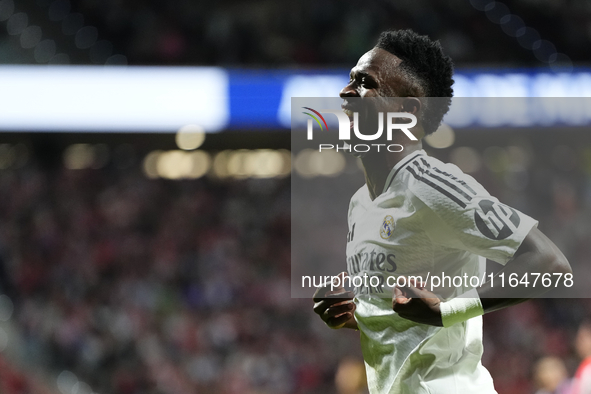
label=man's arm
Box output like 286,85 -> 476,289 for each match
392,226 -> 572,326
478,226 -> 571,312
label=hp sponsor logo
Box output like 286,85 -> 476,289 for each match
474,199 -> 520,240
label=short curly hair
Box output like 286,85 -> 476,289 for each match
375,29 -> 454,135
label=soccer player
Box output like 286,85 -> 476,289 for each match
312,29 -> 572,394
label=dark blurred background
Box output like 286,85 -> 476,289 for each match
0,1 -> 591,394
1,0 -> 590,67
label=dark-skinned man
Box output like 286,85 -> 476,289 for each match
313,29 -> 571,394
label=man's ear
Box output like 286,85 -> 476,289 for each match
401,97 -> 421,115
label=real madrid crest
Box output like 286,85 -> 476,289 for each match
380,215 -> 395,239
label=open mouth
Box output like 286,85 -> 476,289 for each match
342,108 -> 356,129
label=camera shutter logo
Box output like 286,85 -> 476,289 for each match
474,199 -> 520,240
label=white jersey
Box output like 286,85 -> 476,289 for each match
346,150 -> 538,394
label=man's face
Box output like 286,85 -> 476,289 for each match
340,47 -> 407,100
339,48 -> 415,147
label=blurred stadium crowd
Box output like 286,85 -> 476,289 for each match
1,0 -> 590,66
0,133 -> 588,394
56,0 -> 591,65
0,152 -> 364,394
1,0 -> 591,393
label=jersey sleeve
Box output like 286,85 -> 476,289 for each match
405,157 -> 538,265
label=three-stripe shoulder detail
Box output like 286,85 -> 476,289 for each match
383,152 -> 424,192
406,158 -> 477,208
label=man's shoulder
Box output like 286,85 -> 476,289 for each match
391,152 -> 488,209
396,153 -> 479,188
348,184 -> 370,214
350,184 -> 368,202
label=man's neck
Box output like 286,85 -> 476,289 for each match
361,143 -> 422,200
